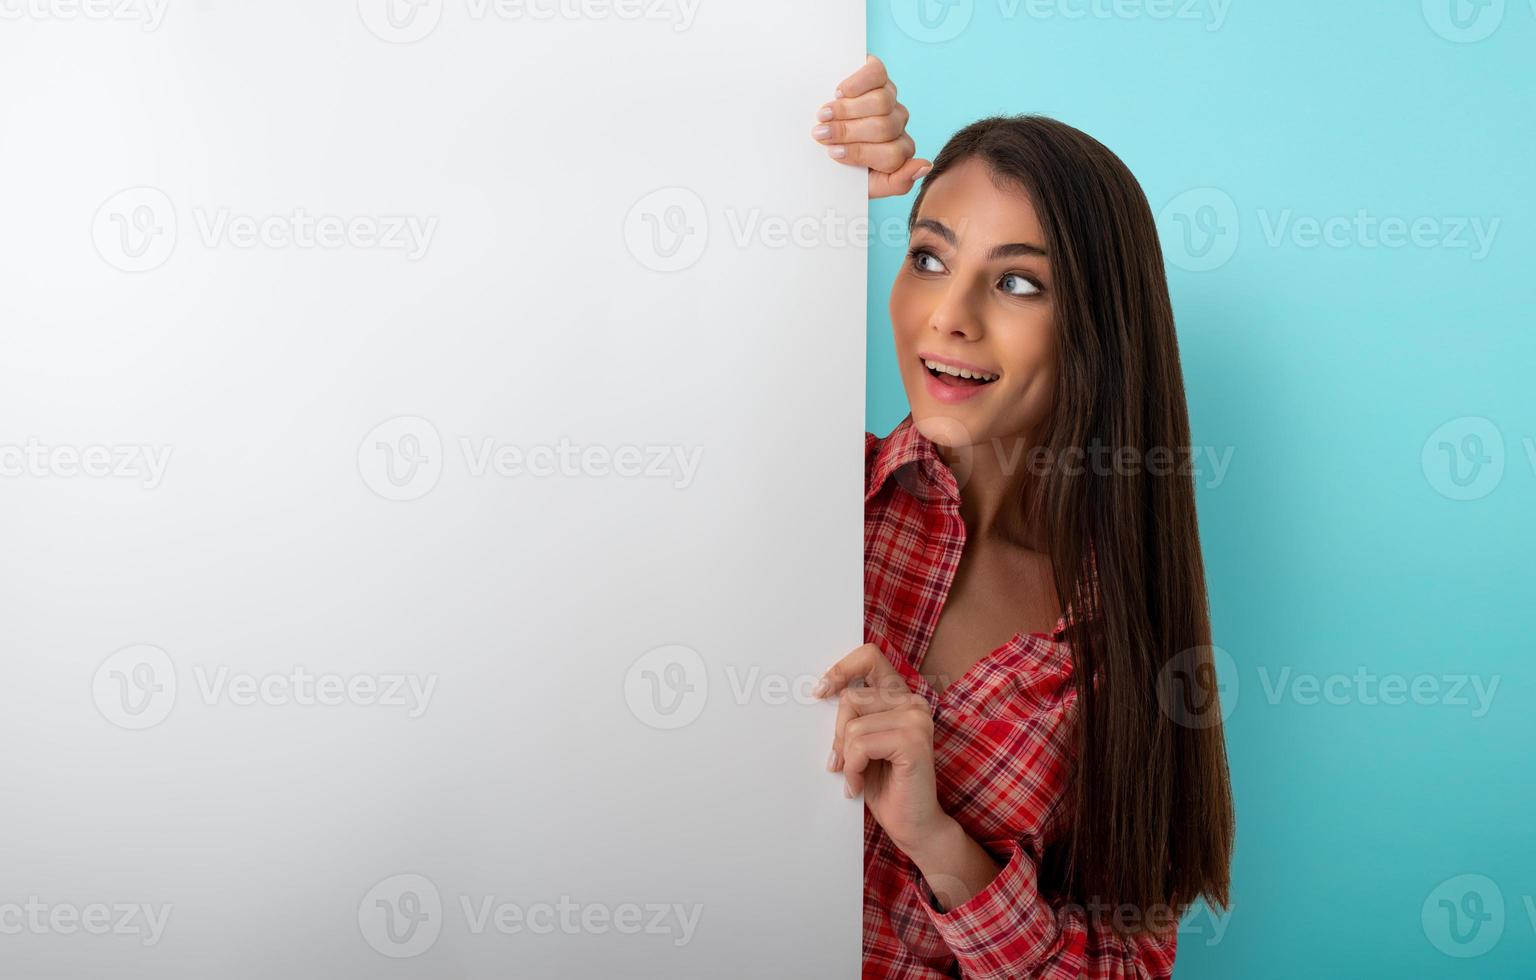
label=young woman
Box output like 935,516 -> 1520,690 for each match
808,57 -> 1235,978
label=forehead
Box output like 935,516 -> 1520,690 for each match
913,156 -> 1045,247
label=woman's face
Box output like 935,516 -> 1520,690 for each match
889,156 -> 1057,451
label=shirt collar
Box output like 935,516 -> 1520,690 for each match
866,414 -> 960,506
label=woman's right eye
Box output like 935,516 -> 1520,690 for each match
907,248 -> 945,273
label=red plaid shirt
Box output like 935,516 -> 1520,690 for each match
862,416 -> 1177,979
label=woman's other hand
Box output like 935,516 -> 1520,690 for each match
812,55 -> 931,199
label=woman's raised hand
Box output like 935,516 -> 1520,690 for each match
812,55 -> 931,200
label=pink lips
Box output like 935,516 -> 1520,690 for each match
918,355 -> 998,404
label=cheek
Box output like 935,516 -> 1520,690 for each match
997,309 -> 1056,376
1017,367 -> 1056,422
887,279 -> 925,344
998,316 -> 1058,420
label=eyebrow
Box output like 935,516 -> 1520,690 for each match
911,218 -> 1048,260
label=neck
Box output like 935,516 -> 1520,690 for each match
935,434 -> 1046,551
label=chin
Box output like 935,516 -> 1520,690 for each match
911,409 -> 993,450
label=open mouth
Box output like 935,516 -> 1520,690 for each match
922,357 -> 999,388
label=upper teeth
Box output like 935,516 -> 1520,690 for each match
924,359 -> 998,382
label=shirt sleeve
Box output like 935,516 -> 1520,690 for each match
905,839 -> 1177,980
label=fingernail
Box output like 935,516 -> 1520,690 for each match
834,87 -> 844,98
817,105 -> 834,122
826,749 -> 838,772
813,124 -> 832,140
827,146 -> 847,160
843,783 -> 855,799
811,677 -> 830,698
916,165 -> 932,179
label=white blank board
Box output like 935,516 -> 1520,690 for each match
0,4 -> 865,976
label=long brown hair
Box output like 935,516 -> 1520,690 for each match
908,115 -> 1234,927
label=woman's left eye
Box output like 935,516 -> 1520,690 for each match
998,273 -> 1041,297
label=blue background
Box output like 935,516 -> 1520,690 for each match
867,1 -> 1535,976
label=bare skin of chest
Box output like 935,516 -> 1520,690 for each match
919,539 -> 1061,697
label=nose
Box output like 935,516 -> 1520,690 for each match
927,280 -> 983,342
